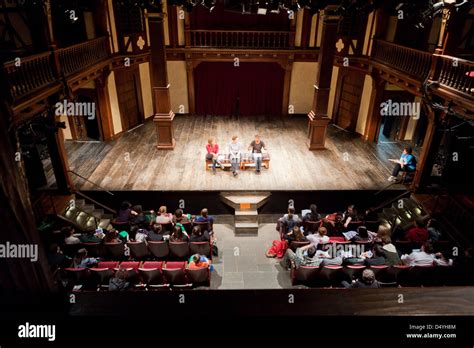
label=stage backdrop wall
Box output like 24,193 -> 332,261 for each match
194,62 -> 285,116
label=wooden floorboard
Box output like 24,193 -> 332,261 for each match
64,115 -> 417,191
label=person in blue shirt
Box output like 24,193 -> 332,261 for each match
388,146 -> 416,182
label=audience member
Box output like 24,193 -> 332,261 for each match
117,201 -> 132,222
280,244 -> 322,269
427,218 -> 442,242
170,226 -> 189,242
280,207 -> 300,234
285,226 -> 307,243
47,244 -> 71,269
104,229 -> 121,243
147,222 -> 165,241
375,235 -> 402,266
405,217 -> 429,244
129,205 -> 147,225
194,208 -> 214,232
434,250 -> 453,266
173,209 -> 191,225
342,269 -> 380,288
109,268 -> 130,291
156,206 -> 173,224
63,226 -> 80,245
189,253 -> 211,269
189,226 -> 210,242
73,248 -> 99,268
364,245 -> 388,266
79,226 -> 102,243
342,204 -> 358,229
307,227 -> 330,247
401,241 -> 435,266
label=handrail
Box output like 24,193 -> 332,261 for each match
68,170 -> 114,196
74,190 -> 117,216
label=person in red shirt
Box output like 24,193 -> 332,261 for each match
405,217 -> 429,243
206,138 -> 220,174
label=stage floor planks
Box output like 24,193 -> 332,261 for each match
65,115 -> 416,191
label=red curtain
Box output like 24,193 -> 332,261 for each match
194,62 -> 285,116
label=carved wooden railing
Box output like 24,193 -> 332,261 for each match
57,37 -> 110,76
371,39 -> 433,80
185,30 -> 292,49
3,51 -> 56,101
435,55 -> 474,97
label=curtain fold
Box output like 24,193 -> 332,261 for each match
194,62 -> 285,116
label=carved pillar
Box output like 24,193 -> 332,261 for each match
186,59 -> 196,115
281,57 -> 293,116
149,13 -> 175,149
96,71 -> 114,141
306,6 -> 341,150
364,71 -> 385,142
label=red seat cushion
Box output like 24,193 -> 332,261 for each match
119,261 -> 140,269
97,261 -> 119,269
141,261 -> 163,269
165,261 -> 186,269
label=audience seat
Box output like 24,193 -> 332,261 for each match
162,261 -> 188,287
89,268 -> 114,290
318,265 -> 344,287
81,242 -> 102,257
291,265 -> 320,286
187,267 -> 211,287
189,242 -> 211,258
344,265 -> 366,282
385,265 -> 411,284
303,220 -> 321,234
63,268 -> 89,289
369,265 -> 389,282
104,242 -> 126,260
169,242 -> 190,260
97,261 -> 120,269
147,241 -> 169,259
159,222 -> 174,233
138,262 -> 165,289
127,241 -> 150,260
111,220 -> 129,232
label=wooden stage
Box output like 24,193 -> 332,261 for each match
65,115 -> 414,191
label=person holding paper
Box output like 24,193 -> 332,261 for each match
248,134 -> 267,174
388,146 -> 416,182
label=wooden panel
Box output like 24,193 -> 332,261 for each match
335,71 -> 365,131
114,68 -> 144,131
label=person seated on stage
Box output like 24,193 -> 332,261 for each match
189,225 -> 210,242
388,146 -> 417,182
155,206 -> 173,224
170,226 -> 189,242
401,241 -> 435,267
280,244 -> 322,270
228,135 -> 242,177
342,269 -> 380,288
117,201 -> 132,222
194,208 -> 215,232
279,207 -> 301,235
206,137 -> 220,174
405,217 -> 429,244
248,134 -> 267,174
303,204 -> 321,223
63,226 -> 80,245
342,204 -> 358,229
146,222 -> 167,241
285,226 -> 307,243
307,226 -> 330,248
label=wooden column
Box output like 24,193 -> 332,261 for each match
167,5 -> 179,48
149,13 -> 175,149
186,60 -> 196,115
281,57 -> 293,116
363,71 -> 385,142
96,71 -> 114,141
0,102 -> 55,292
306,6 -> 341,150
300,9 -> 312,49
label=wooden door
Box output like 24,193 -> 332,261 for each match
115,68 -> 144,131
334,72 -> 365,131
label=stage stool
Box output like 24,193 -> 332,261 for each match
162,261 -> 189,288
169,242 -> 190,260
187,267 -> 211,287
147,241 -> 169,260
127,241 -> 151,260
189,242 -> 212,259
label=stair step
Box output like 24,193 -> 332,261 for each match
74,199 -> 85,207
98,219 -> 111,229
235,210 -> 258,215
235,222 -> 259,235
102,213 -> 114,220
82,204 -> 95,213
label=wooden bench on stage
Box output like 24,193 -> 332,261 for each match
205,153 -> 270,171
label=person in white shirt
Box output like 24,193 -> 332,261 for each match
401,242 -> 435,266
307,226 -> 330,248
63,226 -> 80,245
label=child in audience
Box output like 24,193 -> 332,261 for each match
285,226 -> 307,243
189,253 -> 213,271
156,206 -> 173,224
170,226 -> 189,242
63,226 -> 80,245
342,269 -> 380,288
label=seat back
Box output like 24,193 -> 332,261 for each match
193,221 -> 211,232
187,267 -> 210,287
181,222 -> 193,234
147,241 -> 169,259
319,266 -> 344,287
81,242 -> 102,257
111,220 -> 130,232
292,266 -> 319,286
62,243 -> 82,258
104,242 -> 126,260
386,265 -> 411,284
343,265 -> 366,282
369,265 -> 389,282
303,220 -> 321,234
159,222 -> 174,233
138,268 -> 165,287
189,242 -> 211,258
163,261 -> 187,286
169,242 -> 190,260
89,268 -> 114,287
127,241 -> 150,260
141,261 -> 163,269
